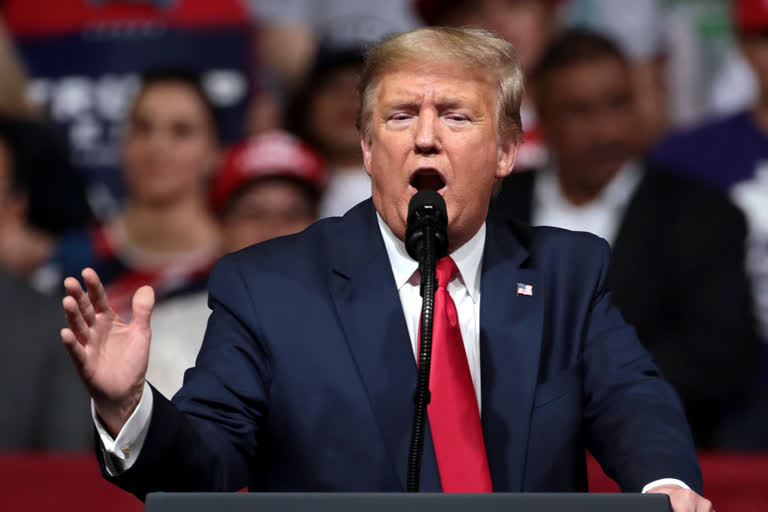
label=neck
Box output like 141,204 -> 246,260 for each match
120,195 -> 220,255
447,217 -> 485,255
555,165 -> 622,207
556,175 -> 602,206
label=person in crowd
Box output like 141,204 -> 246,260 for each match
147,130 -> 327,398
651,0 -> 768,449
492,28 -> 760,449
0,120 -> 51,278
0,124 -> 90,451
247,0 -> 419,92
49,71 -> 222,318
414,0 -> 561,170
0,266 -> 92,452
0,20 -> 36,120
61,27 -> 713,511
0,22 -> 93,288
3,0 -> 256,218
210,131 -> 327,254
652,0 -> 768,344
286,44 -> 368,218
564,0 -> 671,150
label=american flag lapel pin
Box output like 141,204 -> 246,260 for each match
517,283 -> 533,296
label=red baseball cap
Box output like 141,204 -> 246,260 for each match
734,0 -> 768,33
209,131 -> 327,213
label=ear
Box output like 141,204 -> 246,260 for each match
495,138 -> 519,179
361,134 -> 373,178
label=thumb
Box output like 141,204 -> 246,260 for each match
131,285 -> 155,329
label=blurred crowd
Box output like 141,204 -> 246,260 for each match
0,0 -> 766,454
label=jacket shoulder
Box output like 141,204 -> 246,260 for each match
502,218 -> 611,266
215,216 -> 343,276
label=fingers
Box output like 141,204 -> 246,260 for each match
61,327 -> 87,367
82,268 -> 112,315
62,295 -> 90,344
63,276 -> 96,325
130,285 -> 155,330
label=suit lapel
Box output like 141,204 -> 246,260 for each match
328,200 -> 440,491
608,170 -> 653,290
480,218 -> 544,491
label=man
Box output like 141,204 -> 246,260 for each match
563,0 -> 671,150
651,0 -> 768,450
492,28 -> 759,449
0,125 -> 91,451
0,115 -> 91,286
61,28 -> 712,510
652,0 -> 768,344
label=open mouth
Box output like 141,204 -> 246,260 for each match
410,168 -> 446,193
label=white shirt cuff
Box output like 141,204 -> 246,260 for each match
642,478 -> 691,493
92,381 -> 154,476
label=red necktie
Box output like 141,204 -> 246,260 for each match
421,256 -> 493,492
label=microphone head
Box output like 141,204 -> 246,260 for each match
405,189 -> 448,262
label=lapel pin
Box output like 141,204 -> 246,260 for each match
517,283 -> 533,296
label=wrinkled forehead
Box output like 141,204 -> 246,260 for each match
371,61 -> 498,106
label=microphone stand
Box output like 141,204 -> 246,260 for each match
407,222 -> 437,492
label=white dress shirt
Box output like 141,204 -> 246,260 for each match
93,213 -> 688,493
377,213 -> 485,409
532,160 -> 644,246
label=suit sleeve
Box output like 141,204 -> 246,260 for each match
96,255 -> 271,500
581,238 -> 703,493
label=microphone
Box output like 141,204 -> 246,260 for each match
405,189 -> 448,264
405,189 -> 448,492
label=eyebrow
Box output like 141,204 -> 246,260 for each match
380,100 -> 420,112
380,98 -> 472,113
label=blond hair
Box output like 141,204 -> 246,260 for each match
357,27 -> 524,144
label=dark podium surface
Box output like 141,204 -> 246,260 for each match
145,492 -> 672,512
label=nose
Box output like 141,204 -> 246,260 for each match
414,110 -> 441,155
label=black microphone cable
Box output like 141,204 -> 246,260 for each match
404,189 -> 448,492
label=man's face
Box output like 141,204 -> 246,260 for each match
537,57 -> 641,197
361,62 -> 518,250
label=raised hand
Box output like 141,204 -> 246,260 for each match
61,268 -> 155,437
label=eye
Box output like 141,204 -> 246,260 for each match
171,121 -> 195,139
389,112 -> 412,121
445,113 -> 470,122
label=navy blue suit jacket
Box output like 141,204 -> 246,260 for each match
99,200 -> 701,498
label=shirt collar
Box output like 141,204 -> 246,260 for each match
539,158 -> 643,210
376,212 -> 485,303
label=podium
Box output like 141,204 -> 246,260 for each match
145,492 -> 672,512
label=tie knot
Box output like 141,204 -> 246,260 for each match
435,256 -> 459,289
